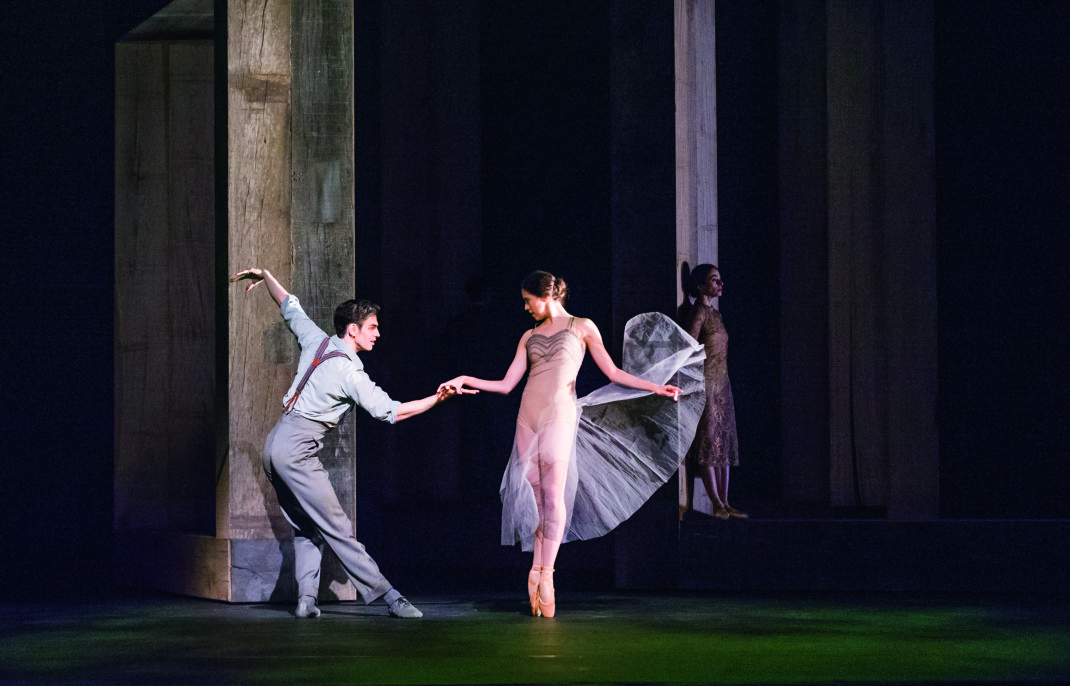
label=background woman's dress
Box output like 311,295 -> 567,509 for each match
500,312 -> 706,550
680,302 -> 739,469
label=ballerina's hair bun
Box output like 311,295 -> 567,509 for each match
522,270 -> 568,302
551,275 -> 567,302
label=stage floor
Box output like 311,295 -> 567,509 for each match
1,589 -> 1067,685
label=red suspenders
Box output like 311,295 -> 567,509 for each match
283,337 -> 348,415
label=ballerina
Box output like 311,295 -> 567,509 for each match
441,270 -> 705,617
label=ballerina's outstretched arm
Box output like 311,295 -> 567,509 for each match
439,331 -> 532,396
576,318 -> 681,400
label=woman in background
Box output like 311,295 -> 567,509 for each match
678,262 -> 745,520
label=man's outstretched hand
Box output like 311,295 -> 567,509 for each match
230,268 -> 267,292
230,268 -> 288,305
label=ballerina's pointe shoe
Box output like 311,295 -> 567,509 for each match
538,568 -> 556,618
528,567 -> 542,616
726,505 -> 748,519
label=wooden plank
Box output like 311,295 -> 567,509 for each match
224,0 -> 294,541
116,42 -> 169,530
674,0 -> 719,516
166,42 -> 217,531
115,41 -> 215,534
291,0 -> 357,602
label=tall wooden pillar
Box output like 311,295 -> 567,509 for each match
115,0 -> 356,601
674,0 -> 719,516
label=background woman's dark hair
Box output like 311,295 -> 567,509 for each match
680,261 -> 718,299
521,270 -> 568,303
334,299 -> 380,336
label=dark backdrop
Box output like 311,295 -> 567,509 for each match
934,2 -> 1070,518
2,0 -> 1068,599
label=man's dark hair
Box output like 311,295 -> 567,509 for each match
334,299 -> 380,336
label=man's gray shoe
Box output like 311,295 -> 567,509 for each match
388,596 -> 423,618
295,596 -> 321,618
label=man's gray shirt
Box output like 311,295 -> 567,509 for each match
279,294 -> 400,426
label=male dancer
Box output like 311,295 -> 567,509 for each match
231,268 -> 470,618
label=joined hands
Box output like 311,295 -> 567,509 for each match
436,383 -> 476,401
438,377 -> 478,397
